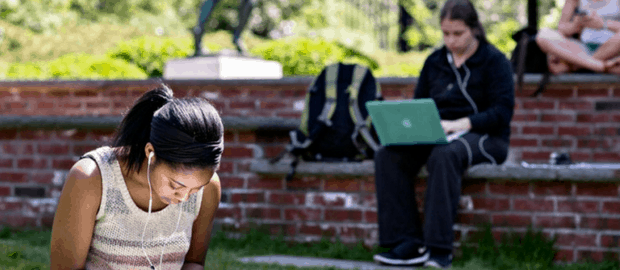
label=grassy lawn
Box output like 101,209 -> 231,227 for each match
0,226 -> 618,270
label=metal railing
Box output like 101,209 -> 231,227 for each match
340,0 -> 400,51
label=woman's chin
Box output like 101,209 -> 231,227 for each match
161,196 -> 172,205
162,196 -> 181,205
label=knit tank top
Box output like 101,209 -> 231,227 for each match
82,147 -> 204,270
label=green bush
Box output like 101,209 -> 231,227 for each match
250,37 -> 378,76
0,61 -> 10,79
107,36 -> 221,77
4,62 -> 48,80
1,53 -> 147,80
375,62 -> 422,78
48,53 -> 148,79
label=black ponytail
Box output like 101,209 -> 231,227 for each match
440,0 -> 488,43
113,84 -> 224,173
112,85 -> 173,173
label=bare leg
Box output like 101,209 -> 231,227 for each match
604,56 -> 620,75
592,32 -> 620,61
536,28 -> 605,72
593,32 -> 620,75
547,54 -> 572,75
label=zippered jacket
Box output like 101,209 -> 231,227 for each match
414,41 -> 515,142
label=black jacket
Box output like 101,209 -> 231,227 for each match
414,41 -> 515,142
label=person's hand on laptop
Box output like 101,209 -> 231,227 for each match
440,117 -> 471,134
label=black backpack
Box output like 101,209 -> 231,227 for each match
271,63 -> 383,181
511,27 -> 551,97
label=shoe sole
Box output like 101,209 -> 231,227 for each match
373,252 -> 429,266
424,260 -> 452,269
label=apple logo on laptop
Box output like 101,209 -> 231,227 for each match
402,118 -> 412,128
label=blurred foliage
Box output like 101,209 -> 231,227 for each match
402,0 -> 442,51
0,0 -> 199,33
0,0 -> 313,39
0,53 -> 148,80
0,0 -> 568,79
288,0 -> 398,54
0,19 -> 146,63
3,62 -> 48,80
486,19 -> 522,54
107,36 -> 220,77
250,37 -> 378,76
199,0 -> 309,39
400,0 -> 562,55
48,53 -> 148,79
0,0 -> 68,33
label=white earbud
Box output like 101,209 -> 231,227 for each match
148,152 -> 154,163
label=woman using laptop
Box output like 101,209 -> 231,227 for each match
372,0 -> 514,268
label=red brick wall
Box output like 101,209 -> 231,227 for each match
1,79 -> 619,263
513,84 -> 620,163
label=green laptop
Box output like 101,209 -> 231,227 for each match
365,98 -> 466,146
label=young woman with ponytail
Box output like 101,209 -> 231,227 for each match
372,0 -> 514,268
50,85 -> 224,270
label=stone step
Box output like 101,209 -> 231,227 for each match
238,255 -> 419,269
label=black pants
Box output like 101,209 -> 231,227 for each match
375,132 -> 509,250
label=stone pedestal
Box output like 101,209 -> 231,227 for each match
163,54 -> 283,80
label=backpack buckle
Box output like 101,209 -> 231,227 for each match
317,97 -> 336,126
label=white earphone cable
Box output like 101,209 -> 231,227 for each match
141,152 -> 185,270
141,153 -> 155,269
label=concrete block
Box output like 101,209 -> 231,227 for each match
164,55 -> 283,80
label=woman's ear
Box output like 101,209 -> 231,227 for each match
144,142 -> 155,163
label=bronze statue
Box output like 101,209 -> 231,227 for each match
193,0 -> 255,57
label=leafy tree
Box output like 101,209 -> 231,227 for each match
0,0 -> 69,33
401,0 -> 442,50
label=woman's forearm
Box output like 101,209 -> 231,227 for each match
606,19 -> 620,33
558,22 -> 579,37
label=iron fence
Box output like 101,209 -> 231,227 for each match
341,0 -> 401,51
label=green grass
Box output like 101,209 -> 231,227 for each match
0,226 -> 618,270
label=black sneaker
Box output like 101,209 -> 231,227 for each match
373,242 -> 429,266
423,253 -> 452,269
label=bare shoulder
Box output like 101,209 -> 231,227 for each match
208,172 -> 221,191
60,158 -> 103,209
50,158 -> 103,269
200,172 -> 221,207
70,158 -> 100,180
205,172 -> 221,198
